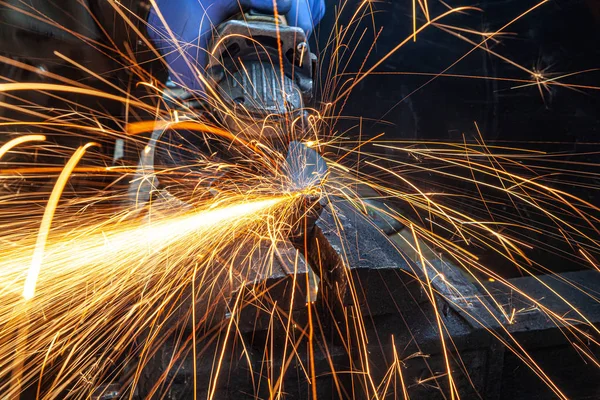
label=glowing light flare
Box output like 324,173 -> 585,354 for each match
23,142 -> 98,300
0,135 -> 46,160
14,195 -> 289,301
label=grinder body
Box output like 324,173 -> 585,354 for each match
205,11 -> 317,142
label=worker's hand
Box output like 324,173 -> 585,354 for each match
147,0 -> 325,94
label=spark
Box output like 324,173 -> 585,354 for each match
24,142 -> 98,300
0,0 -> 599,399
0,135 -> 46,160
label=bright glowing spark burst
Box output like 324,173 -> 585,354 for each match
21,195 -> 286,300
0,0 -> 598,399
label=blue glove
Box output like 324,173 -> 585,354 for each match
147,0 -> 325,94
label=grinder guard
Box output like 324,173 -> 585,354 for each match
206,11 -> 317,142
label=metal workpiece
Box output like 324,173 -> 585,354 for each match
312,200 -> 506,399
124,195 -> 600,399
125,134 -> 600,400
230,239 -> 312,332
129,199 -> 497,399
486,270 -> 600,400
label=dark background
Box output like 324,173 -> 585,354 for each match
317,0 -> 600,144
315,0 -> 600,277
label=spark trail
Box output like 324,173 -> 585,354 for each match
0,190 -> 297,398
0,0 -> 599,399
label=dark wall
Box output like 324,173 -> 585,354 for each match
316,0 -> 600,144
315,0 -> 600,276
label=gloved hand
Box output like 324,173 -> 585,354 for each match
147,0 -> 325,94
